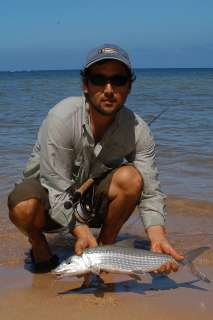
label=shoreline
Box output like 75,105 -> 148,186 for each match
0,195 -> 212,265
0,195 -> 213,320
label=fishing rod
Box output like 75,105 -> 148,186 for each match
148,106 -> 171,126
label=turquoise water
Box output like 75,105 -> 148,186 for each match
0,68 -> 212,202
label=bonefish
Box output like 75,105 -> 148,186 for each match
53,243 -> 210,284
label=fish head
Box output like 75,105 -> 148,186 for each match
53,254 -> 89,277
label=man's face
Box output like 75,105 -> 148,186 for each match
83,60 -> 131,117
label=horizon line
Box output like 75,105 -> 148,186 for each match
0,66 -> 213,73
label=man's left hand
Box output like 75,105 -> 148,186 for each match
146,225 -> 184,273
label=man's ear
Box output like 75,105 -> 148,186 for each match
82,80 -> 89,95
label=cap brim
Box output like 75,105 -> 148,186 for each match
85,55 -> 131,70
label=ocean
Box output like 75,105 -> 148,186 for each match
0,68 -> 212,203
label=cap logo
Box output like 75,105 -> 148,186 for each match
98,47 -> 118,54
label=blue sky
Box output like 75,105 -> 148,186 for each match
1,0 -> 213,70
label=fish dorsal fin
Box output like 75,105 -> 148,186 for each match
114,239 -> 136,248
132,270 -> 145,275
132,270 -> 153,282
128,273 -> 141,281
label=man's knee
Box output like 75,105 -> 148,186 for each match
9,198 -> 42,226
110,165 -> 143,197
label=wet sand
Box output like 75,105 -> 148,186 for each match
0,196 -> 213,320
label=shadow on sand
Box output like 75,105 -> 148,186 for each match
58,274 -> 208,297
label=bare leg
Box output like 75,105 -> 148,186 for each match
9,199 -> 52,263
98,165 -> 143,244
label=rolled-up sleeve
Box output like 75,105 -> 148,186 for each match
130,119 -> 167,229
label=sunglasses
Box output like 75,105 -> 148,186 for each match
88,74 -> 129,86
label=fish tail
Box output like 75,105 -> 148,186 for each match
181,246 -> 209,265
180,246 -> 210,283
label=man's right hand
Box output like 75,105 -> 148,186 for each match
71,224 -> 97,256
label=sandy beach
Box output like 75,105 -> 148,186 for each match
0,196 -> 213,320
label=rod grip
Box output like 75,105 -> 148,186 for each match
75,178 -> 94,197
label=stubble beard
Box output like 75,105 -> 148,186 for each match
92,102 -> 123,116
85,95 -> 123,117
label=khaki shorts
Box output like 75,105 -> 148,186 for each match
8,168 -> 118,231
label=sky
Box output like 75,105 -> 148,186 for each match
0,0 -> 213,71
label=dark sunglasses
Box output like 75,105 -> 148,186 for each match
88,74 -> 129,86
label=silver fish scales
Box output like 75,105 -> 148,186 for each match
81,245 -> 175,274
53,245 -> 210,283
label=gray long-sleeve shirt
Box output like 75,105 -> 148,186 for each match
23,96 -> 166,229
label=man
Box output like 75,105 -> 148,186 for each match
8,44 -> 183,273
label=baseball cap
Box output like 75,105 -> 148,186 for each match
84,44 -> 132,71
